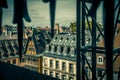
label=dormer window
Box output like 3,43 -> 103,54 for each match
49,45 -> 51,51
60,46 -> 64,53
67,47 -> 70,54
55,37 -> 58,40
72,37 -> 75,41
97,56 -> 104,65
67,37 -> 69,40
61,37 -> 63,40
45,45 -> 49,52
54,46 -> 57,52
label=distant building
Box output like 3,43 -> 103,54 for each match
42,33 -> 90,80
24,28 -> 52,73
96,24 -> 120,80
0,33 -> 28,66
0,25 -> 33,66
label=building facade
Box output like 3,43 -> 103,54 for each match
43,34 -> 83,80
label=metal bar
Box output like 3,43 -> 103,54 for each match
114,1 -> 120,11
82,59 -> 90,80
84,54 -> 92,71
0,7 -> 2,35
50,0 -> 56,38
92,9 -> 97,80
85,5 -> 104,39
82,0 -> 85,79
96,29 -> 104,42
114,7 -> 120,35
100,53 -> 120,80
13,0 -> 24,61
92,18 -> 104,38
76,0 -> 81,80
84,9 -> 92,36
118,67 -> 120,80
83,49 -> 104,53
104,0 -> 114,80
17,20 -> 23,62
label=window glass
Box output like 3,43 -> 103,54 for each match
62,62 -> 66,71
13,59 -> 16,64
97,56 -> 103,64
50,59 -> 53,68
56,61 -> 59,69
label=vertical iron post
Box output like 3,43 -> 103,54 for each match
76,0 -> 81,80
17,19 -> 23,62
50,0 -> 56,38
104,0 -> 114,80
0,7 -> 2,35
82,0 -> 85,79
92,9 -> 97,80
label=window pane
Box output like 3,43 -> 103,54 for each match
44,58 -> 47,66
50,71 -> 53,77
44,70 -> 47,75
50,60 -> 53,67
56,73 -> 59,79
13,59 -> 16,64
56,61 -> 59,69
62,75 -> 66,80
69,63 -> 73,73
62,62 -> 66,71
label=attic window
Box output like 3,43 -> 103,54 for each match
54,46 -> 57,52
61,37 -> 63,40
97,56 -> 104,65
37,40 -> 40,42
49,45 -> 51,51
72,38 -> 75,41
55,37 -> 58,40
3,54 -> 5,57
60,46 -> 64,53
67,47 -> 70,54
29,48 -> 34,51
67,37 -> 69,40
10,53 -> 12,56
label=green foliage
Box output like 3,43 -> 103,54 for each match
69,22 -> 76,33
69,21 -> 103,33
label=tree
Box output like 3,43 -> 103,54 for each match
69,22 -> 76,33
69,21 -> 103,33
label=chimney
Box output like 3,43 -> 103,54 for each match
55,23 -> 59,34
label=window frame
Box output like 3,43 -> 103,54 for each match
97,56 -> 104,65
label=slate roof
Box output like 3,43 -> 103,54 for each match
44,33 -> 87,61
50,34 -> 76,47
0,34 -> 28,60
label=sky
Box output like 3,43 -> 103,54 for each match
2,0 -> 103,27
